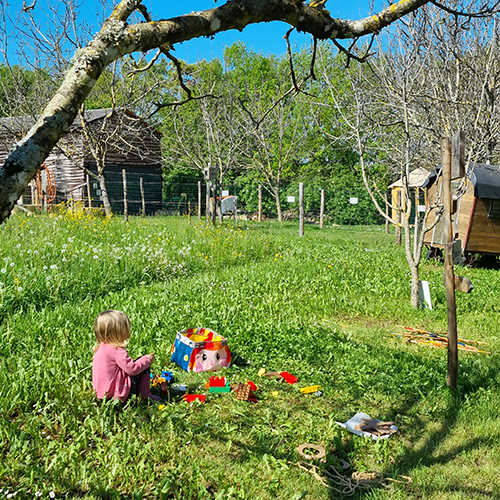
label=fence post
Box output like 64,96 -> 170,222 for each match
198,181 -> 202,220
258,184 -> 262,222
188,201 -> 191,222
140,177 -> 146,217
122,170 -> 128,222
299,182 -> 304,237
206,182 -> 210,223
86,174 -> 92,211
441,136 -> 458,389
320,188 -> 325,228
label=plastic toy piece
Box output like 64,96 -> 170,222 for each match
209,376 -> 226,387
280,371 -> 299,384
263,371 -> 282,379
258,368 -> 266,377
315,390 -> 323,397
236,383 -> 251,401
209,384 -> 231,394
151,375 -> 169,395
300,385 -> 322,394
172,384 -> 187,393
161,371 -> 173,383
183,394 -> 206,404
246,381 -> 258,392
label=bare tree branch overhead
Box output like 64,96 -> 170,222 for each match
0,0 -> 497,223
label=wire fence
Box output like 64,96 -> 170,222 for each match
27,173 -> 387,225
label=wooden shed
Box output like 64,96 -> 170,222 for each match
423,163 -> 500,257
0,108 -> 163,215
389,167 -> 431,225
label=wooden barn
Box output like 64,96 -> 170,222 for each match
424,163 -> 500,257
0,108 -> 163,215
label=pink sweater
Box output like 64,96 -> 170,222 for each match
92,344 -> 152,402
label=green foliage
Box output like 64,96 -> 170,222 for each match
0,64 -> 54,117
1,214 -> 498,499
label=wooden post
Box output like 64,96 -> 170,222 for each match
86,174 -> 92,211
122,170 -> 128,222
188,201 -> 191,222
441,136 -> 458,389
258,184 -> 262,222
140,177 -> 146,217
320,189 -> 325,228
206,182 -> 210,223
198,181 -> 202,220
299,182 -> 304,237
211,181 -> 217,226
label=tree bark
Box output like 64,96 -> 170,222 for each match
98,171 -> 112,216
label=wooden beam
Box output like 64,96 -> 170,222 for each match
441,136 -> 458,389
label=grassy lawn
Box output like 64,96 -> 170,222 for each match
0,210 -> 498,499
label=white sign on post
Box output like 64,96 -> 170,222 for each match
221,190 -> 229,197
349,198 -> 359,205
287,196 -> 296,203
418,280 -> 433,310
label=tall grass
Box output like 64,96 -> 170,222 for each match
0,211 -> 498,499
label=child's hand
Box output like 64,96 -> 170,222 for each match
145,352 -> 155,363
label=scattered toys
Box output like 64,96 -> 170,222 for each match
236,383 -> 251,401
246,380 -> 258,392
300,385 -> 321,394
151,373 -> 171,396
260,371 -> 282,379
336,412 -> 398,440
391,326 -> 491,354
206,376 -> 231,393
280,371 -> 299,384
183,394 -> 206,404
235,382 -> 258,403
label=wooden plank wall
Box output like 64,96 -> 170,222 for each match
1,110 -> 162,206
466,198 -> 500,254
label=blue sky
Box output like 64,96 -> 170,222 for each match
8,0 -> 385,64
148,0 -> 385,62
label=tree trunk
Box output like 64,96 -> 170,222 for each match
410,263 -> 420,309
98,173 -> 112,216
273,186 -> 282,222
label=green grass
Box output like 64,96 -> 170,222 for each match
0,211 -> 498,499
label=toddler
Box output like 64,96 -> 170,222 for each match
92,310 -> 160,402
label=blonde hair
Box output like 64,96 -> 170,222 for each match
94,310 -> 131,351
